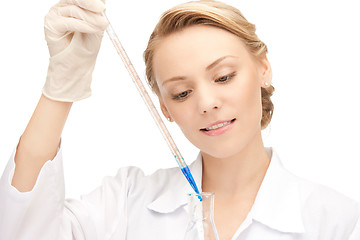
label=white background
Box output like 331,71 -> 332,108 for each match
0,0 -> 359,201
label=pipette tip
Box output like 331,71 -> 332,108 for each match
181,166 -> 202,201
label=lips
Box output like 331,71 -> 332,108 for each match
200,118 -> 236,132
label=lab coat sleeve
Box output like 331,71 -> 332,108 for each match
0,143 -> 68,239
0,142 -> 128,240
350,210 -> 360,240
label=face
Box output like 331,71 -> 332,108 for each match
153,25 -> 271,159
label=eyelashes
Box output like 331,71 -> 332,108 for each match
172,90 -> 192,100
215,72 -> 236,83
171,72 -> 237,101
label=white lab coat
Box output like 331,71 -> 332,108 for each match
0,144 -> 359,240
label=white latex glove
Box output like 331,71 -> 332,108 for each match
42,0 -> 109,102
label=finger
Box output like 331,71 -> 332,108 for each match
51,16 -> 101,34
57,5 -> 108,30
59,0 -> 105,13
46,5 -> 108,34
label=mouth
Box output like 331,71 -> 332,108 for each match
200,118 -> 236,132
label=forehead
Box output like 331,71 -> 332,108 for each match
153,25 -> 252,82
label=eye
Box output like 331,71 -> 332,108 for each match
172,90 -> 192,100
215,72 -> 236,83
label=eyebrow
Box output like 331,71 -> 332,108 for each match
161,55 -> 238,86
206,55 -> 238,71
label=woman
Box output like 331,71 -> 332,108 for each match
0,0 -> 359,239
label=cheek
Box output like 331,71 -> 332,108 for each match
177,113 -> 194,135
231,73 -> 263,124
165,101 -> 193,129
167,102 -> 201,142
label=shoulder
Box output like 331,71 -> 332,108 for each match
111,165 -> 181,195
295,174 -> 358,215
270,148 -> 359,237
113,165 -> 180,185
271,147 -> 359,225
82,165 -> 181,206
291,172 -> 360,236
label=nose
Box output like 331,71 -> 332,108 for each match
197,86 -> 221,114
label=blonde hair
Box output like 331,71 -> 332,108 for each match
144,0 -> 274,129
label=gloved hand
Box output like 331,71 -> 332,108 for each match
42,0 -> 109,102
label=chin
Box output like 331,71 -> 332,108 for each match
199,141 -> 247,159
196,126 -> 262,160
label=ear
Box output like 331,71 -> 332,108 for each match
159,100 -> 172,122
257,56 -> 272,88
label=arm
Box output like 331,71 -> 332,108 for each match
11,95 -> 72,192
0,1 -> 109,238
10,0 -> 108,192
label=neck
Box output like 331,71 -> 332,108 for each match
201,130 -> 270,199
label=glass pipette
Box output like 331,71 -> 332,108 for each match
101,12 -> 200,195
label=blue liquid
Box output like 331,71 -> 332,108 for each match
181,166 -> 200,194
181,166 -> 202,201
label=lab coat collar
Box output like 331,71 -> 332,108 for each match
147,147 -> 305,233
250,148 -> 305,233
